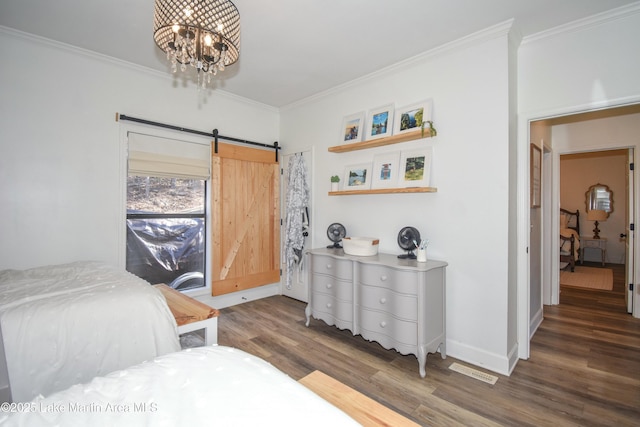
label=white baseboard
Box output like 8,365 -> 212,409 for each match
193,283 -> 280,309
445,338 -> 517,376
529,307 -> 544,339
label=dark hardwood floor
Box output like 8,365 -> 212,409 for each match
217,262 -> 640,426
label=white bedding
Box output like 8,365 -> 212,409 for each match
0,345 -> 360,427
0,261 -> 180,402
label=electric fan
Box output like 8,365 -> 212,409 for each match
397,226 -> 421,259
326,223 -> 347,248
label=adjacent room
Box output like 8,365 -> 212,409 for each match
1,0 -> 639,425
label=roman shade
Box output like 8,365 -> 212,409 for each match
128,132 -> 211,179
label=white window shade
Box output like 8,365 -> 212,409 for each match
128,132 -> 211,180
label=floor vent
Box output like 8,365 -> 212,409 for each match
449,362 -> 498,385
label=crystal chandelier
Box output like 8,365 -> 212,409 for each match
153,0 -> 240,88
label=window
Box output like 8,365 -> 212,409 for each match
125,132 -> 211,291
126,177 -> 206,290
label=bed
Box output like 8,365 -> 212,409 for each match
0,261 -> 180,403
0,345 -> 360,426
560,208 -> 580,272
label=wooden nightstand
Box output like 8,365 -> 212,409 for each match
580,237 -> 607,266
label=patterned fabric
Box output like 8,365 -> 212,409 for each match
284,154 -> 309,289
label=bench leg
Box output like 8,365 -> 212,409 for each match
177,317 -> 218,346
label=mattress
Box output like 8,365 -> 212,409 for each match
0,261 -> 180,402
0,345 -> 360,426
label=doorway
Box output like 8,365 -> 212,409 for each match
532,104 -> 639,320
520,102 -> 640,362
558,149 -> 629,309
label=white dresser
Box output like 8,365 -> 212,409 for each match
305,248 -> 447,377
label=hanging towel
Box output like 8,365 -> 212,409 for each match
284,154 -> 310,290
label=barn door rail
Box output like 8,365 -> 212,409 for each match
116,113 -> 280,161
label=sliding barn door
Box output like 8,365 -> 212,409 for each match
211,143 -> 280,296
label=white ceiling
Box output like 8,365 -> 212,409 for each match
0,0 -> 637,107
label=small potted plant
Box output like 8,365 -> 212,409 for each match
330,175 -> 340,191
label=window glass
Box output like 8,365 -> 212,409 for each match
126,176 -> 206,291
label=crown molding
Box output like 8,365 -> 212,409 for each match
522,2 -> 640,45
281,20 -> 515,112
0,25 -> 278,114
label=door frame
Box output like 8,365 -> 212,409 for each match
518,98 -> 640,360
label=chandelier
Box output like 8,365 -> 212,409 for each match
153,0 -> 240,87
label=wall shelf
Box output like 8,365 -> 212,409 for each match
328,128 -> 435,153
329,187 -> 437,196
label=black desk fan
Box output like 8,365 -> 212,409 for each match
326,223 -> 346,248
397,226 -> 421,259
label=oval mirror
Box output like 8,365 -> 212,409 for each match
585,183 -> 613,216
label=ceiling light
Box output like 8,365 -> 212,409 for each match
153,0 -> 240,88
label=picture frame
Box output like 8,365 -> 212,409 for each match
366,104 -> 394,140
393,99 -> 433,135
371,152 -> 400,189
343,163 -> 372,190
398,148 -> 432,187
340,111 -> 365,143
530,144 -> 541,208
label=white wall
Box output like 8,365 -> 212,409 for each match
517,3 -> 640,340
281,23 -> 515,374
518,6 -> 640,114
0,28 -> 279,270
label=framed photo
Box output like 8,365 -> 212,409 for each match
530,144 -> 541,208
366,104 -> 394,140
343,163 -> 372,190
399,148 -> 432,187
340,111 -> 365,143
371,152 -> 400,189
393,99 -> 433,135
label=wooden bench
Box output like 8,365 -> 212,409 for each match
154,284 -> 219,346
299,370 -> 420,426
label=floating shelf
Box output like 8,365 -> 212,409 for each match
329,187 -> 437,196
328,128 -> 435,153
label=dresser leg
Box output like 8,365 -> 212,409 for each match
418,347 -> 427,378
305,304 -> 311,327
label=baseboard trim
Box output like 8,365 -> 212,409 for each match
445,338 -> 513,376
194,283 -> 280,309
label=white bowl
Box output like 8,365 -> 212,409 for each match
342,237 -> 379,256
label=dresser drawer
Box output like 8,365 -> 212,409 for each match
359,265 -> 418,294
311,292 -> 353,324
311,255 -> 353,281
359,284 -> 417,321
311,274 -> 353,301
359,308 -> 417,347
582,239 -> 605,248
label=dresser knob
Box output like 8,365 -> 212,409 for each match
379,297 -> 386,304
326,303 -> 332,308
380,321 -> 387,328
326,264 -> 332,270
380,275 -> 387,281
326,283 -> 332,289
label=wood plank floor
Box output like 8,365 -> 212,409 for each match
217,262 -> 640,426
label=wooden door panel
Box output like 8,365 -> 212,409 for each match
211,143 -> 280,296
